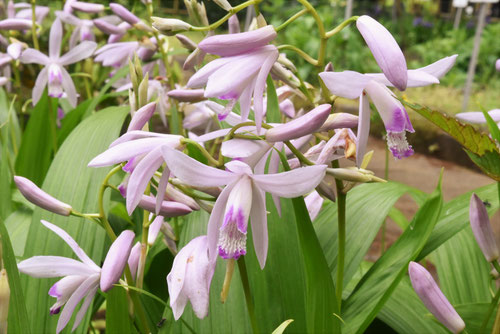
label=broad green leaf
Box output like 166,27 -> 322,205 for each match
57,99 -> 94,146
272,319 -> 294,334
0,142 -> 12,220
106,287 -> 133,334
388,207 -> 410,229
342,178 -> 443,334
314,181 -> 421,287
0,217 -> 31,334
418,183 -> 499,259
433,227 -> 492,305
20,106 -> 128,334
403,100 -> 500,180
378,278 -> 447,334
481,108 -> 500,143
266,76 -> 281,123
456,303 -> 497,334
4,208 -> 31,258
15,93 -> 53,185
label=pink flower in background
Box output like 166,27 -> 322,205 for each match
56,11 -> 95,49
456,109 -> 500,128
19,18 -> 97,106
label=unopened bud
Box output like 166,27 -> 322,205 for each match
100,230 -> 135,292
256,13 -> 267,28
128,102 -> 156,132
0,18 -> 32,30
168,88 -> 205,102
71,1 -> 104,13
110,3 -> 139,25
214,0 -> 232,11
409,262 -> 465,333
152,17 -> 192,34
138,75 -> 149,108
271,63 -> 300,88
325,167 -> 386,183
470,193 -> 499,262
128,242 -> 141,280
175,34 -> 197,51
14,176 -> 72,215
319,113 -> 359,132
266,104 -> 331,142
94,19 -> 126,35
138,195 -> 192,217
278,53 -> 297,72
324,62 -> 334,72
183,47 -> 206,70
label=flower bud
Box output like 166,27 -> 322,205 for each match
470,193 -> 499,262
271,63 -> 300,88
325,167 -> 386,183
71,1 -> 104,13
101,230 -> 135,292
175,34 -> 197,51
93,19 -> 126,35
128,242 -> 141,280
228,14 -> 240,34
168,88 -> 205,102
128,102 -> 156,132
183,47 -> 206,70
409,261 -> 465,333
14,176 -> 72,215
266,104 -> 331,142
7,41 -> 25,60
110,3 -> 139,25
0,269 -> 9,334
324,62 -> 334,72
319,113 -> 359,132
0,18 -> 32,30
137,76 -> 149,108
138,195 -> 193,217
152,17 -> 191,34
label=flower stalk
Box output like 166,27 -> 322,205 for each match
238,258 -> 260,334
332,160 -> 346,309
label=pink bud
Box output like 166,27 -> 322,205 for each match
318,113 -> 359,132
356,15 -> 407,91
228,14 -> 240,34
14,176 -> 72,216
409,262 -> 465,333
470,193 -> 499,262
71,1 -> 104,13
127,102 -> 157,132
138,195 -> 192,217
100,230 -> 135,292
167,88 -> 205,102
265,104 -> 331,142
93,19 -> 126,35
0,18 -> 32,30
109,3 -> 139,25
175,34 -> 197,51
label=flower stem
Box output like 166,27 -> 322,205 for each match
48,97 -> 58,154
275,8 -> 308,32
480,270 -> 500,333
30,0 -> 39,50
284,140 -> 314,166
277,45 -> 318,66
181,138 -> 221,167
325,16 -> 359,38
332,160 -> 346,309
238,258 -> 260,334
97,165 -> 123,241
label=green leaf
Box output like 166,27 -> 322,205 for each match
266,76 -> 281,123
387,207 -> 410,230
57,99 -> 94,146
0,142 -> 12,220
0,217 -> 31,334
272,319 -> 294,334
15,92 -> 53,185
4,208 -> 31,258
455,303 -> 497,334
465,150 -> 500,181
378,278 -> 447,334
433,227 -> 492,305
342,178 -> 443,334
106,287 -> 133,334
418,183 -> 499,260
481,108 -> 500,143
20,106 -> 128,334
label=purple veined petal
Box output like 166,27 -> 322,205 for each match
18,256 -> 98,278
60,67 -> 77,107
304,191 -> 323,221
109,3 -> 140,25
251,165 -> 327,198
155,167 -> 170,215
59,40 -> 97,66
356,93 -> 371,167
41,220 -> 100,271
71,285 -> 98,331
456,109 -> 500,124
253,47 -> 279,134
126,147 -> 164,214
127,102 -> 157,132
250,183 -> 268,269
128,242 -> 141,280
19,48 -> 50,65
100,230 -> 135,291
319,71 -> 372,99
162,146 -> 237,187
71,1 -> 104,14
110,131 -> 179,147
207,181 -> 236,262
88,137 -> 181,167
47,64 -> 64,98
56,273 -> 100,334
470,193 -> 499,262
417,54 -> 458,79
356,15 -> 407,91
148,216 -> 164,245
32,66 -> 48,105
199,25 -> 277,57
138,195 -> 193,217
50,18 -> 63,60
266,104 -> 331,142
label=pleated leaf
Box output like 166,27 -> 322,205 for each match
266,76 -> 280,123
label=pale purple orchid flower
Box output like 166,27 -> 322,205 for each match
95,38 -> 156,69
187,26 -> 279,133
14,176 -> 73,215
19,18 -> 97,107
0,18 -> 32,30
182,100 -> 222,133
108,22 -> 131,43
167,235 -> 215,320
409,261 -> 465,333
13,3 -> 49,24
7,41 -> 25,60
109,3 -> 151,31
162,147 -> 327,268
470,193 -> 499,262
168,88 -> 205,103
56,11 -> 95,49
456,109 -> 500,128
17,221 -> 134,333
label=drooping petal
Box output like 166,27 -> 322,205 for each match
58,40 -> 98,65
251,165 -> 327,198
253,47 -> 279,133
221,139 -> 272,167
367,70 -> 439,88
162,146 -> 236,187
100,230 -> 135,291
356,93 -> 371,167
41,220 -> 100,271
250,183 -> 268,269
60,67 -> 77,107
110,131 -> 178,147
138,195 -> 193,217
20,48 -> 50,65
199,26 -> 276,57
356,15 -> 407,91
18,256 -> 98,278
50,18 -> 63,59
319,71 -> 372,99
71,286 -> 98,331
456,109 -> 500,124
148,216 -> 164,245
32,66 -> 48,105
128,242 -> 141,280
417,54 -> 458,79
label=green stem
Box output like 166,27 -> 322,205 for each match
325,16 -> 359,38
284,140 -> 314,166
276,8 -> 308,32
30,0 -> 39,50
48,98 -> 58,154
480,277 -> 500,333
181,138 -> 221,167
277,45 -> 318,66
97,165 -> 123,241
238,258 -> 260,334
332,160 -> 346,309
295,0 -> 327,67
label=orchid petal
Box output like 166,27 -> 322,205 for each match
100,230 -> 135,291
250,183 -> 268,269
187,56 -> 235,88
110,131 -> 179,147
156,167 -> 170,215
20,48 -> 50,65
18,256 -> 98,278
456,109 -> 500,124
41,220 -> 100,271
138,195 -> 192,217
319,71 -> 371,99
356,93 -> 371,167
148,216 -> 164,245
304,191 -> 323,221
167,236 -> 198,308
367,70 -> 439,87
251,165 -> 327,198
71,286 -> 98,331
50,18 -> 63,59
60,67 -> 77,107
59,41 -> 98,66
253,47 -> 279,134
418,54 -> 458,79
162,146 -> 236,187
32,67 -> 48,104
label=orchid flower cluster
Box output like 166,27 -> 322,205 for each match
6,1 -> 500,333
